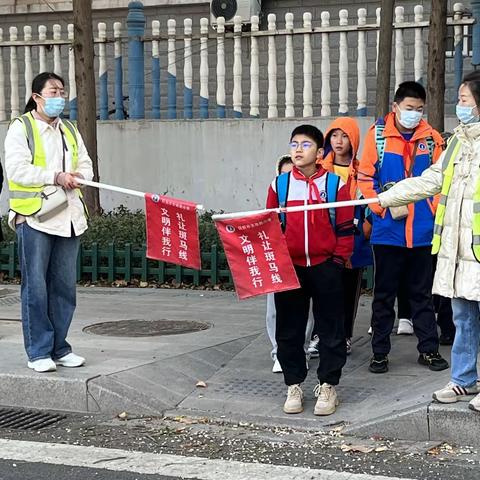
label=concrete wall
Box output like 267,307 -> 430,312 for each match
0,116 -> 461,216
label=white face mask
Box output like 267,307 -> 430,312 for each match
396,107 -> 423,130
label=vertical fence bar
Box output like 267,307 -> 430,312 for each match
98,22 -> 108,120
114,22 -> 125,120
183,18 -> 193,119
320,11 -> 331,117
471,0 -> 480,68
8,242 -> 15,278
24,26 -> 32,104
0,29 -> 5,121
210,244 -> 218,284
151,20 -> 161,119
68,24 -> 77,120
24,39 -> 34,101
249,15 -> 260,118
9,27 -> 19,119
216,17 -> 226,118
233,15 -> 243,118
454,3 -> 465,96
92,243 -> 98,282
284,13 -> 295,118
394,6 -> 405,91
53,24 -> 62,76
108,243 -> 115,282
338,10 -> 349,115
38,25 -> 47,73
376,8 -> 381,75
124,244 -> 131,281
356,9 -> 367,116
199,17 -> 209,119
167,19 -> 177,119
127,1 -> 145,119
267,14 -> 278,118
303,12 -> 313,118
414,5 -> 424,85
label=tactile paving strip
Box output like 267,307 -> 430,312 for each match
0,296 -> 21,306
211,378 -> 375,403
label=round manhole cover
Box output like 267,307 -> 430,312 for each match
83,319 -> 211,337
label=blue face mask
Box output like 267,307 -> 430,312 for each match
397,108 -> 423,130
456,104 -> 479,124
42,96 -> 65,118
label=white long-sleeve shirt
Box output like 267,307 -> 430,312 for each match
4,114 -> 94,237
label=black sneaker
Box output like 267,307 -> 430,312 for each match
369,354 -> 389,374
418,352 -> 449,371
439,334 -> 454,346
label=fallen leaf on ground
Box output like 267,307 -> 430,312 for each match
341,444 -> 374,453
196,380 -> 207,388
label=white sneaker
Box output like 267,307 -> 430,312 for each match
397,318 -> 414,335
433,381 -> 479,404
283,384 -> 304,414
55,352 -> 85,367
27,358 -> 56,373
272,358 -> 282,373
367,326 -> 372,335
314,383 -> 339,416
307,335 -> 319,358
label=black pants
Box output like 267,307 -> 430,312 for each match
371,245 -> 439,355
275,261 -> 346,386
343,267 -> 363,338
394,256 -> 455,337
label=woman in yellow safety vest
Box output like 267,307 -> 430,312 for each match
4,72 -> 93,373
378,71 -> 480,413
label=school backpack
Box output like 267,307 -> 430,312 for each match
374,117 -> 435,169
275,171 -> 340,232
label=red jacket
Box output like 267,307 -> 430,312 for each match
266,166 -> 354,267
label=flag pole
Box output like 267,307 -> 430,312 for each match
76,178 -> 204,211
212,198 -> 380,221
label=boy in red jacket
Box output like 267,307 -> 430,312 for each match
266,125 -> 354,416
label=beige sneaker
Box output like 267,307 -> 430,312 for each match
283,384 -> 304,414
469,392 -> 480,412
314,383 -> 339,416
433,382 -> 479,404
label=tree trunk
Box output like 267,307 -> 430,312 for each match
376,0 -> 395,118
427,0 -> 448,132
72,0 -> 101,215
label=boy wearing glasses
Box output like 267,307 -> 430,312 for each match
266,125 -> 354,416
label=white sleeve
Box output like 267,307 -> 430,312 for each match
4,120 -> 56,186
378,154 -> 444,207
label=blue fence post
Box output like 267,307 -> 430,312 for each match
114,21 -> 125,120
453,4 -> 465,98
127,1 -> 145,119
471,0 -> 480,68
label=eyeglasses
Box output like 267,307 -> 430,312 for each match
40,88 -> 68,99
289,140 -> 313,151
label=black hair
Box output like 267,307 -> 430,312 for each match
277,155 -> 293,175
461,71 -> 480,106
24,72 -> 65,113
393,81 -> 426,103
290,124 -> 324,149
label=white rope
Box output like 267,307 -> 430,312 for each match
212,197 -> 379,221
76,178 -> 204,211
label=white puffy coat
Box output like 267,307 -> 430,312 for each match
378,122 -> 480,301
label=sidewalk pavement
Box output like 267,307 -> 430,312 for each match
0,285 -> 479,445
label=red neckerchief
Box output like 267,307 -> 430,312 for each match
292,166 -> 323,224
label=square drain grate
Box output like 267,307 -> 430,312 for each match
0,408 -> 66,430
212,378 -> 375,403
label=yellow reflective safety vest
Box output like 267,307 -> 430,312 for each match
431,134 -> 480,262
8,112 -> 79,216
